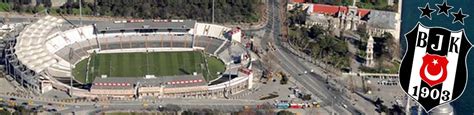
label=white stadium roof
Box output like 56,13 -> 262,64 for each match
15,16 -> 65,73
14,16 -> 235,77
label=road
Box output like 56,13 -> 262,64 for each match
244,0 -> 363,114
57,99 -> 261,114
273,44 -> 362,114
0,94 -> 263,114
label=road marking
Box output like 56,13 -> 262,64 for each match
272,46 -> 360,113
273,48 -> 329,100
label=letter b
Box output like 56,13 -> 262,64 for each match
417,31 -> 428,47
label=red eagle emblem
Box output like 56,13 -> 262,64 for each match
419,54 -> 449,87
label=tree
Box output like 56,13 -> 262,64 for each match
43,0 -> 52,7
139,3 -> 152,18
310,43 -> 321,57
288,9 -> 350,71
382,32 -> 398,58
236,106 -> 257,115
379,105 -> 390,113
25,5 -> 33,13
182,110 -> 193,115
33,5 -> 44,14
2,0 -> 262,23
256,104 -> 276,115
0,2 -> 11,12
280,75 -> 288,85
164,104 -> 181,112
288,9 -> 307,25
301,94 -> 312,101
81,5 -> 92,15
342,0 -> 353,6
277,110 -> 296,115
308,25 -> 324,39
374,97 -> 384,106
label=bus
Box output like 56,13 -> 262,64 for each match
276,103 -> 289,109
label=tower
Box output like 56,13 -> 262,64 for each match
346,0 -> 359,31
365,35 -> 374,67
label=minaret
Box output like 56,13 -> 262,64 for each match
365,35 -> 374,67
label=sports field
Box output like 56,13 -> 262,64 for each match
72,51 -> 226,83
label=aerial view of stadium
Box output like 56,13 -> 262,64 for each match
3,0 -> 471,114
0,15 -> 254,99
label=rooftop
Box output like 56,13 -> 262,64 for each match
91,77 -> 137,90
140,74 -> 207,88
94,19 -> 196,33
91,74 -> 207,90
290,0 -> 306,3
367,10 -> 397,29
310,4 -> 370,17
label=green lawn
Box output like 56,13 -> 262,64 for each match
73,51 -> 226,84
207,56 -> 227,79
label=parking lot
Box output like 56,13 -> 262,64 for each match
363,75 -> 407,107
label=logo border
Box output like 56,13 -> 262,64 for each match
398,22 -> 473,112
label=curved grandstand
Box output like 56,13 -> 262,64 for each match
4,16 -> 254,98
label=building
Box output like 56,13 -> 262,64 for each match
1,18 -> 60,95
297,2 -> 398,38
90,73 -> 253,99
90,77 -> 136,98
287,0 -> 308,10
306,3 -> 370,31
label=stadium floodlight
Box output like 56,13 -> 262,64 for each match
79,0 -> 82,26
68,47 -> 73,97
212,0 -> 215,23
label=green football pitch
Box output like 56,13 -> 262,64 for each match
72,51 -> 226,84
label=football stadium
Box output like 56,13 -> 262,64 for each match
2,15 -> 254,98
73,51 -> 225,84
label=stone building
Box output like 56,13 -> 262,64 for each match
297,3 -> 398,39
89,73 -> 254,99
305,3 -> 370,31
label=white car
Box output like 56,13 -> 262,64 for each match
342,103 -> 348,108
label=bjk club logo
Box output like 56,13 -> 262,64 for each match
399,23 -> 472,112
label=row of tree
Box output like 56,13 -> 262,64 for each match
288,10 -> 350,69
0,0 -> 51,6
356,0 -> 398,12
300,0 -> 397,12
68,0 -> 261,23
1,0 -> 262,23
154,104 -> 296,115
0,0 -> 51,13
